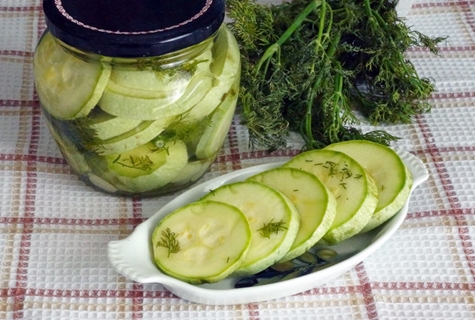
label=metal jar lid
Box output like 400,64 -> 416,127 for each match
43,0 -> 225,57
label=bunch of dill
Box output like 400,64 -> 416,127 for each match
226,0 -> 446,150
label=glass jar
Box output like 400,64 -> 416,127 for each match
34,0 -> 241,196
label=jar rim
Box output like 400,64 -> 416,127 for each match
43,0 -> 225,58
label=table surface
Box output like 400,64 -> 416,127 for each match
2,0 -> 475,319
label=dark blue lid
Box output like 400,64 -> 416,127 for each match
43,0 -> 225,58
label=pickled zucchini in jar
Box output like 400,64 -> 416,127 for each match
34,0 -> 241,196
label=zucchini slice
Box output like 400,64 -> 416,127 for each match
87,109 -> 142,140
247,167 -> 337,262
284,149 -> 379,244
99,72 -> 215,120
185,75 -> 238,124
97,140 -> 188,193
152,200 -> 251,284
98,49 -> 215,120
194,82 -> 239,160
201,181 -> 300,275
96,115 -> 175,155
34,32 -> 111,120
210,25 -> 241,78
325,140 -> 413,232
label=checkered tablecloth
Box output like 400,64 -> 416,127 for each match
2,0 -> 475,319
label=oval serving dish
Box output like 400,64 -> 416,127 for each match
108,148 -> 429,305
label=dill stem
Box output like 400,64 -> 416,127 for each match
363,0 -> 374,23
275,0 -> 321,46
330,71 -> 344,142
254,0 -> 321,73
303,29 -> 342,149
316,0 -> 327,46
302,0 -> 330,149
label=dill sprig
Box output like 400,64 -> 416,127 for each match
314,160 -> 364,181
156,228 -> 181,258
43,112 -> 104,154
227,0 -> 446,151
111,154 -> 155,172
257,219 -> 288,238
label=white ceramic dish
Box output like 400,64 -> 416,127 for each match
108,148 -> 429,305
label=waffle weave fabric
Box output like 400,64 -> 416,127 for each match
1,0 -> 475,319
